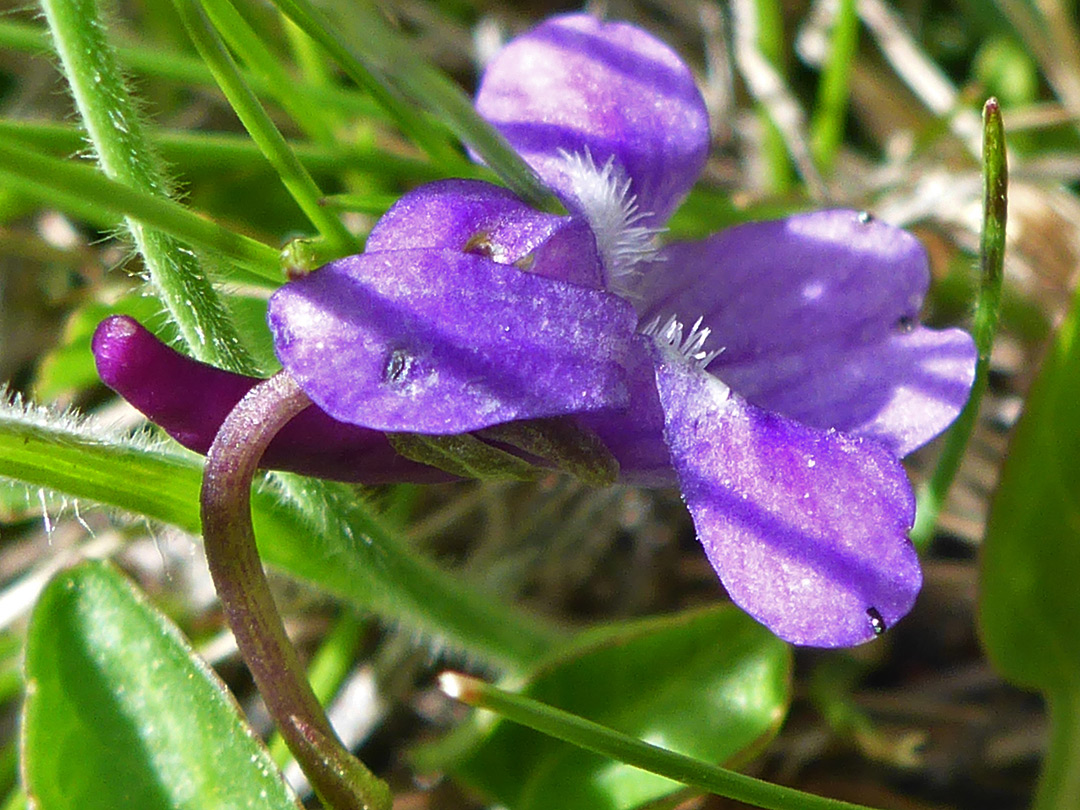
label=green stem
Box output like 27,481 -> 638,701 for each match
1034,687 -> 1080,810
173,0 -> 359,257
911,98 -> 1007,549
441,673 -> 887,810
201,371 -> 390,810
283,13 -> 334,90
0,139 -> 281,284
39,0 -> 256,373
809,0 -> 859,175
268,0 -> 560,211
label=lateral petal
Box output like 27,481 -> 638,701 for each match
268,249 -> 637,434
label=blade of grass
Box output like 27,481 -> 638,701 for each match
911,98 -> 1007,549
0,120 -> 452,181
750,0 -> 795,193
0,20 -> 380,119
267,0 -> 560,211
809,0 -> 859,175
732,0 -> 825,199
172,0 -> 360,257
1034,689 -> 1080,810
440,673 -> 886,810
0,402 -> 562,671
199,0 -> 336,145
266,0 -> 463,172
0,139 -> 281,285
40,0 -> 256,373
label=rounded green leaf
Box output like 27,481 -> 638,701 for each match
978,295 -> 1080,693
449,605 -> 791,810
22,561 -> 300,810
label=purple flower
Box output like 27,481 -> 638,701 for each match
93,13 -> 976,647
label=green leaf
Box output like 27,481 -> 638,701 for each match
22,560 -> 300,810
977,266 -> 1080,694
444,605 -> 791,810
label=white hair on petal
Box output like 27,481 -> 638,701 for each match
640,314 -> 724,370
558,149 -> 663,298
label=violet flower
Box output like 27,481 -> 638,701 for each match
93,14 -> 976,647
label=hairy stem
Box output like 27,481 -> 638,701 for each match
40,0 -> 255,373
201,371 -> 390,810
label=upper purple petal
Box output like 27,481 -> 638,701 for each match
641,210 -> 977,456
647,340 -> 921,647
268,249 -> 637,434
92,316 -> 451,483
366,179 -> 604,288
475,13 -> 709,225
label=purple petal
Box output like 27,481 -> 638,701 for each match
268,249 -> 637,434
92,316 -> 452,484
641,210 -> 977,456
475,13 -> 709,225
366,179 -> 604,289
647,340 -> 921,647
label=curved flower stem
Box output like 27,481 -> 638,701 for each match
201,370 -> 391,810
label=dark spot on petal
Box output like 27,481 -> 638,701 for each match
895,315 -> 916,333
857,211 -> 874,224
866,607 -> 886,636
463,231 -> 496,258
383,348 -> 414,386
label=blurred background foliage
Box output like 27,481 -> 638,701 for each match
0,0 -> 1078,808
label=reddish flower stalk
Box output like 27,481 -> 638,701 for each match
200,369 -> 390,810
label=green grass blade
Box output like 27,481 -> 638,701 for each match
0,139 -> 281,284
0,400 -> 562,671
199,0 -> 336,145
172,0 -> 360,257
267,0 -> 560,210
0,119 -> 449,181
809,0 -> 859,174
441,673 -> 885,810
0,20 -> 380,119
911,99 -> 1007,548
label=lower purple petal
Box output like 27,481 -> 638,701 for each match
642,211 -> 976,456
92,316 -> 452,484
648,340 -> 921,647
268,249 -> 637,435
